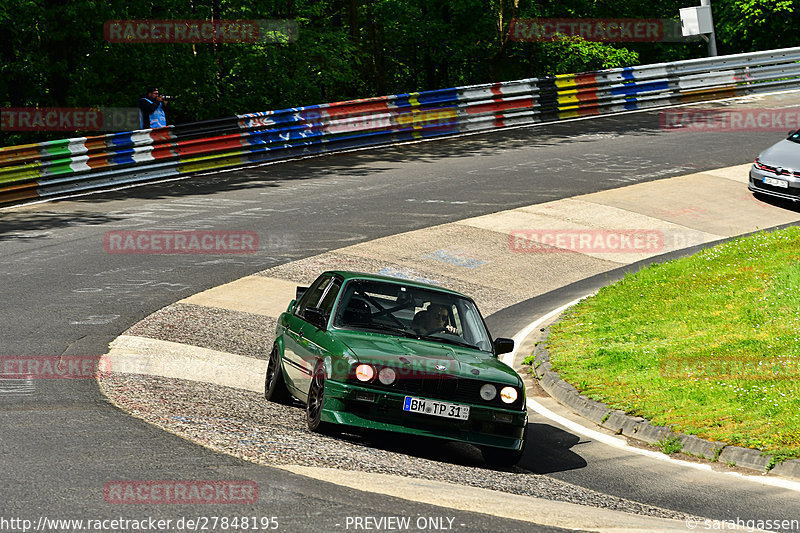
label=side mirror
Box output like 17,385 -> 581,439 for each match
296,286 -> 309,300
304,307 -> 328,330
494,337 -> 514,356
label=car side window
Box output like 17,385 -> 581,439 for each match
317,278 -> 342,317
295,276 -> 331,318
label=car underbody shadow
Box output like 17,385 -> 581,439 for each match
314,420 -> 588,474
516,423 -> 589,474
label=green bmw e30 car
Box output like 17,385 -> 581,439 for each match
264,271 -> 528,466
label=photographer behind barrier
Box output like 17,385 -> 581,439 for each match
138,86 -> 172,129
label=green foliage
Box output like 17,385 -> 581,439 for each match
548,227 -> 800,460
1,0 -> 795,146
714,0 -> 800,53
657,435 -> 684,455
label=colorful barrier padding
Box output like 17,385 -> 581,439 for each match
2,46 -> 799,205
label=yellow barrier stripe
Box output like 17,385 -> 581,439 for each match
178,154 -> 248,173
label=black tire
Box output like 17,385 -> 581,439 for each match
264,345 -> 291,404
306,362 -> 334,433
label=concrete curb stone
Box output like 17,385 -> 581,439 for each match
528,327 -> 800,480
717,446 -> 773,473
772,459 -> 800,479
679,435 -> 726,462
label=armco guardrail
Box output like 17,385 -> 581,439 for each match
2,46 -> 799,206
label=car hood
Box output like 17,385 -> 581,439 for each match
758,139 -> 800,170
334,331 -> 521,385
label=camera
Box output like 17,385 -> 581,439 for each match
162,95 -> 174,101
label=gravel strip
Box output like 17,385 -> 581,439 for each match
99,373 -> 697,521
125,303 -> 276,359
256,250 -> 518,315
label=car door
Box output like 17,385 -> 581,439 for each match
282,275 -> 331,395
294,277 -> 342,398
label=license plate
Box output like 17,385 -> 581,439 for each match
764,176 -> 789,188
403,396 -> 469,420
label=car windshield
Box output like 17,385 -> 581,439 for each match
789,131 -> 800,144
333,279 -> 493,352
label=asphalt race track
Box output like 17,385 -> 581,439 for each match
2,93 -> 800,530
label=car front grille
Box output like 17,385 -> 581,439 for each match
751,178 -> 800,196
349,367 -> 524,410
755,161 -> 800,178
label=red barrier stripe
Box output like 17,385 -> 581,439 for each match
149,129 -> 175,143
152,145 -> 177,159
575,87 -> 600,102
325,101 -> 390,118
465,98 -> 534,114
0,146 -> 43,166
0,181 -> 41,203
174,135 -> 246,156
573,74 -> 598,87
84,138 -> 110,153
86,154 -> 112,169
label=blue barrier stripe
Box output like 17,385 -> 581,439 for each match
621,67 -> 636,81
610,80 -> 670,96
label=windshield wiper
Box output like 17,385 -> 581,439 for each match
345,323 -> 417,338
418,335 -> 480,351
373,325 -> 419,338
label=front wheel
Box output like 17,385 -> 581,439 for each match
264,345 -> 291,404
306,362 -> 334,434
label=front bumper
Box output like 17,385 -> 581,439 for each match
321,380 -> 527,450
749,166 -> 800,201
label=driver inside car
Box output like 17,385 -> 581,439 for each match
412,303 -> 458,336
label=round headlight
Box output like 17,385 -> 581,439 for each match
479,384 -> 497,401
500,386 -> 518,404
355,364 -> 374,382
378,367 -> 397,385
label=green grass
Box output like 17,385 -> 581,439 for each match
544,227 -> 800,461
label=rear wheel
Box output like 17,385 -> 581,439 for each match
306,362 -> 334,433
264,345 -> 291,404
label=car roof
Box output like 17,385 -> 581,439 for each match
322,270 -> 467,297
